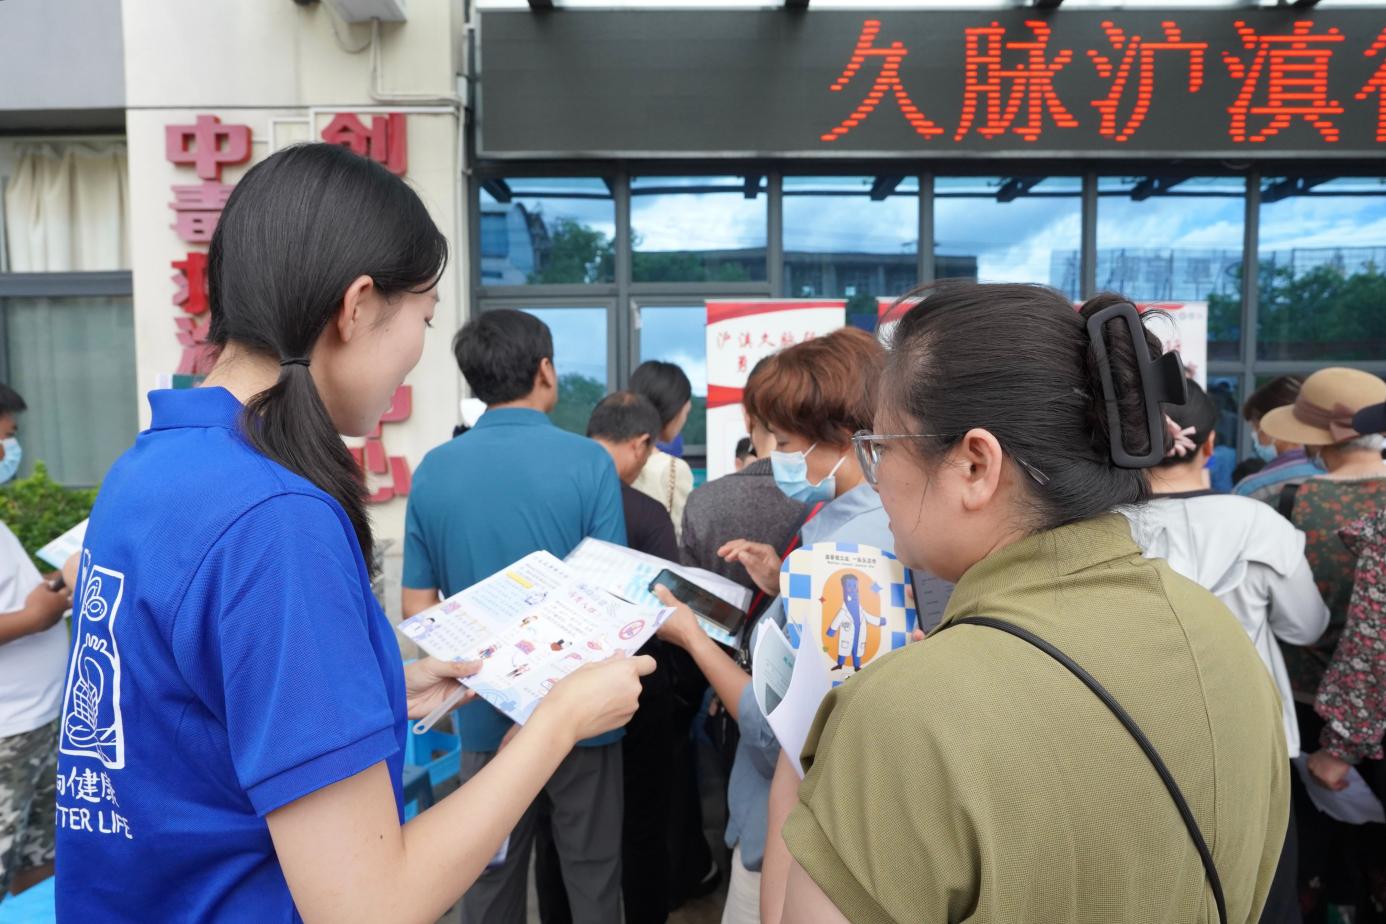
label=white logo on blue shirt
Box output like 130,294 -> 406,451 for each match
60,550 -> 127,770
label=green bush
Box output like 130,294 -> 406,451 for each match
0,462 -> 97,572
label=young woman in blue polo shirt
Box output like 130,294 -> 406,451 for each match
52,143 -> 652,922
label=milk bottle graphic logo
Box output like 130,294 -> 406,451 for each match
60,550 -> 127,769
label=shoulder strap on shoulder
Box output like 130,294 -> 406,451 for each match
939,616 -> 1228,924
1277,482 -> 1302,521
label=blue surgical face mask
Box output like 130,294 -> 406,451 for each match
771,442 -> 846,504
1252,436 -> 1279,464
0,438 -> 20,485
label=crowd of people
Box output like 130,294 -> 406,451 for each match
3,143 -> 1386,923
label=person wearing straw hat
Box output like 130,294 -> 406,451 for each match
1303,399 -> 1386,793
1259,368 -> 1386,920
1259,368 -> 1386,696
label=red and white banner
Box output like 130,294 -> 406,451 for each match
705,300 -> 847,481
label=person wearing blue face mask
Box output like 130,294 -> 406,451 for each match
0,385 -> 26,486
770,440 -> 848,504
1234,376 -> 1324,506
652,327 -> 950,924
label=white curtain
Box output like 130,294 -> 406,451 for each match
1,141 -> 135,485
3,142 -> 129,271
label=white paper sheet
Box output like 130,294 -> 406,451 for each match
762,627 -> 834,778
565,537 -> 752,647
397,551 -> 671,725
751,620 -> 795,719
1294,756 -> 1386,825
37,518 -> 88,570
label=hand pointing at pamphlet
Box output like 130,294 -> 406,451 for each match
536,655 -> 657,744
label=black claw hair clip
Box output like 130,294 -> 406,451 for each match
1085,302 -> 1189,469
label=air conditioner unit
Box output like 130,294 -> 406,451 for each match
325,0 -> 407,23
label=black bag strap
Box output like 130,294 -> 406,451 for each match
1277,481 -> 1302,522
942,616 -> 1228,924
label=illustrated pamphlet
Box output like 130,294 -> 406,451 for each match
397,551 -> 671,725
781,543 -> 916,677
753,543 -> 918,776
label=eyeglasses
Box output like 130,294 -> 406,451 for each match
851,430 -> 1050,489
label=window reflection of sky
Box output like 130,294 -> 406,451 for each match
783,176 -> 919,298
782,176 -> 918,254
934,177 -> 1081,294
480,178 -> 617,241
1096,177 -> 1244,305
494,176 -> 1386,410
640,306 -> 708,395
519,307 -> 608,385
1260,178 -> 1386,253
630,176 -> 767,252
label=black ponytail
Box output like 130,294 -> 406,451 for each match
207,143 -> 447,574
884,281 -> 1172,532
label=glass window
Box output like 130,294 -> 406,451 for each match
783,176 -> 919,308
638,305 -> 707,447
513,306 -> 609,435
630,176 -> 767,283
1204,374 -> 1248,490
1206,374 -> 1243,459
934,177 -> 1082,299
3,296 -> 138,486
1097,177 -> 1245,363
1257,177 -> 1386,362
479,178 -> 616,286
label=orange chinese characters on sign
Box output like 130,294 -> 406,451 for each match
1087,22 -> 1207,143
1222,20 -> 1345,144
1357,28 -> 1386,143
820,20 -> 943,143
321,113 -> 408,176
350,385 -> 414,504
956,20 -> 1079,143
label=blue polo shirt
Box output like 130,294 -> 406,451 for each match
55,387 -> 407,922
403,407 -> 626,751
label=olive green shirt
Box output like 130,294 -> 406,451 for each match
783,514 -> 1288,924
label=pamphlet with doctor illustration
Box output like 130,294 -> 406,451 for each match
397,551 -> 672,725
753,542 -> 921,776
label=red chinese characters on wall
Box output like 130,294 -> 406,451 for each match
350,386 -> 414,503
819,17 -> 1386,146
165,115 -> 252,375
163,112 -> 414,503
321,112 -> 409,175
711,328 -> 818,378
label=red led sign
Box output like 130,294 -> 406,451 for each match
478,10 -> 1386,158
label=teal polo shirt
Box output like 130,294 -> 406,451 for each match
403,407 -> 628,751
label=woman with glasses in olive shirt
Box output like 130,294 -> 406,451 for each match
776,284 -> 1290,924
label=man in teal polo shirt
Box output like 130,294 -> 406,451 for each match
402,309 -> 628,924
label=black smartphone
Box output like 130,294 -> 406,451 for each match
648,568 -> 748,637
